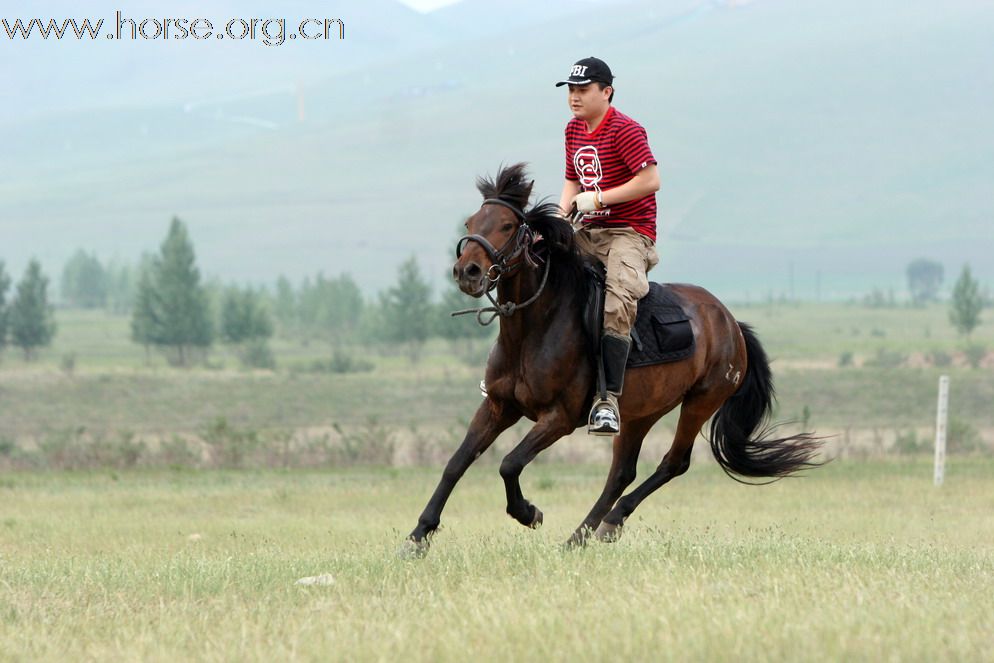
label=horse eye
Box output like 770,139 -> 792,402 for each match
501,224 -> 513,232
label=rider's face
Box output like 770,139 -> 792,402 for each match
567,83 -> 611,122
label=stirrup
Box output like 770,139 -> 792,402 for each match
588,399 -> 620,436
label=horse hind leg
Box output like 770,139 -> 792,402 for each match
564,414 -> 657,548
595,394 -> 721,542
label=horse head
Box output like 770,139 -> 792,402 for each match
453,163 -> 535,297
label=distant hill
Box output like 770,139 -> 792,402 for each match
1,0 -> 991,301
0,0 -> 446,123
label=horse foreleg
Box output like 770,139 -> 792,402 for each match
499,410 -> 573,529
564,414 -> 656,548
407,399 -> 519,552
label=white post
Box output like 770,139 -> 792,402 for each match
934,375 -> 949,487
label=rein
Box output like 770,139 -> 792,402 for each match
451,198 -> 552,326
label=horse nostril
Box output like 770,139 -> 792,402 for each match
452,265 -> 460,281
464,262 -> 483,280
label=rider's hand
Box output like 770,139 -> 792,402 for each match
572,190 -> 603,213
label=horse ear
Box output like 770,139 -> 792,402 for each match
526,180 -> 535,200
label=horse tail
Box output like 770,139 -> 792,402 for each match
708,322 -> 821,483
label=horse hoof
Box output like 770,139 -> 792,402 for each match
529,507 -> 544,529
595,521 -> 623,542
563,528 -> 590,549
398,537 -> 430,559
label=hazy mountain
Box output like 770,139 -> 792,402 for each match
430,0 -> 635,39
0,0 -> 446,123
1,0 -> 991,301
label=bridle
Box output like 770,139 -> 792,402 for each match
451,198 -> 552,326
455,199 -> 535,281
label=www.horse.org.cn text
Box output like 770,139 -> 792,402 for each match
1,12 -> 345,47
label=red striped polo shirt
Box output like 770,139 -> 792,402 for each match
565,106 -> 658,241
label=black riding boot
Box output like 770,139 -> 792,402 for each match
588,332 -> 631,436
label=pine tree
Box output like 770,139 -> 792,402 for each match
321,274 -> 363,343
105,259 -> 136,313
130,264 -> 158,363
221,288 -> 249,344
295,273 -> 363,344
273,275 -> 297,330
9,259 -> 57,360
949,264 -> 982,338
906,258 -> 943,306
131,218 -> 213,366
220,287 -> 273,344
61,249 -> 108,308
0,261 -> 11,357
379,256 -> 432,362
157,218 -> 213,365
220,286 -> 275,369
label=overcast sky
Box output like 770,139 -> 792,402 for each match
397,0 -> 462,13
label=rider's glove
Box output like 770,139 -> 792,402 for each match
573,190 -> 604,213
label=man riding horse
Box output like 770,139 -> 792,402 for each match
405,60 -> 819,554
556,57 -> 661,436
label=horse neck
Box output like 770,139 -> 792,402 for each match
494,260 -> 577,345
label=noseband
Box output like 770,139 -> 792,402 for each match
452,198 -> 552,326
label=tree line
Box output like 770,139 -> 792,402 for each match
0,217 -> 491,366
873,258 -> 985,337
127,218 -> 493,366
2,224 -> 986,365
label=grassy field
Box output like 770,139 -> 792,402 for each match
1,460 -> 993,661
26,301 -> 994,369
0,303 -> 991,446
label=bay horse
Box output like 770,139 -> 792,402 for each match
406,163 -> 818,552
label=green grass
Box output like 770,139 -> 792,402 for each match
1,304 -> 990,446
1,460 -> 993,661
2,361 -> 991,444
31,301 -> 991,370
729,300 -> 993,361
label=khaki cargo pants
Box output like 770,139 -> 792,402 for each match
574,225 -> 659,337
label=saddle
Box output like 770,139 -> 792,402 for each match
583,262 -> 695,367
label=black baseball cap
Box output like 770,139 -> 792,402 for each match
555,57 -> 614,87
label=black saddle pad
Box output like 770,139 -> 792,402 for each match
583,264 -> 695,367
627,283 -> 695,367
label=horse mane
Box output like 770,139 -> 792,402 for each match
475,162 -> 534,211
476,163 -> 591,299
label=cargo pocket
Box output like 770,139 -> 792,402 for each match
619,256 -> 650,300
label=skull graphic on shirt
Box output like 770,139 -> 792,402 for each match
573,146 -> 603,190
